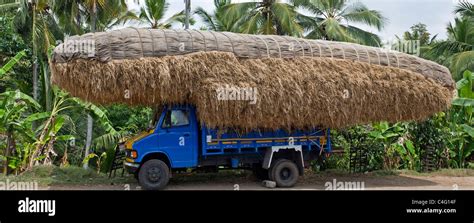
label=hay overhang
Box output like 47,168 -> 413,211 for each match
51,50 -> 454,130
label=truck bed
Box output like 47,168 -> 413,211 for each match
200,127 -> 331,156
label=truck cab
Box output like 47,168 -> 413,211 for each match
123,104 -> 331,190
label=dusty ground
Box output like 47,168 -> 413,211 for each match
45,170 -> 474,191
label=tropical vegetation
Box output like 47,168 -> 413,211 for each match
0,0 -> 473,177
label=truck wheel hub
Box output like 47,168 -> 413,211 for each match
280,168 -> 291,180
147,167 -> 162,182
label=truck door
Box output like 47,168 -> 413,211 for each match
157,107 -> 197,168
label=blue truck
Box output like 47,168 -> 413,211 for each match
122,105 -> 331,189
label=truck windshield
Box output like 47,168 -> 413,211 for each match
150,106 -> 163,129
162,109 -> 190,128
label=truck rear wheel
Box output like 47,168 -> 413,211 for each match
269,159 -> 299,187
138,159 -> 170,190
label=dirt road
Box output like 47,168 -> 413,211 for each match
47,171 -> 474,190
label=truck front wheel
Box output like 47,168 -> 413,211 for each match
138,159 -> 170,190
269,159 -> 299,188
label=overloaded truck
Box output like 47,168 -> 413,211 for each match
122,104 -> 331,190
52,28 -> 453,190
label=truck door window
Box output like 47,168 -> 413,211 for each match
162,109 -> 189,128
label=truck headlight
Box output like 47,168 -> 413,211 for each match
130,150 -> 138,159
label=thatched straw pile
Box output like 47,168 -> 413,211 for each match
51,28 -> 454,130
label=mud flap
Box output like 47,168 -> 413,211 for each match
262,145 -> 304,175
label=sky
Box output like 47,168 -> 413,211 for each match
126,0 -> 470,42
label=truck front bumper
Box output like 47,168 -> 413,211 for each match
124,161 -> 140,174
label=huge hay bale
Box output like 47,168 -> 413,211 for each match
51,50 -> 453,130
52,28 -> 454,89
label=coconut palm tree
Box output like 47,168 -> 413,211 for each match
291,0 -> 386,46
132,0 -> 195,29
13,0 -> 62,110
194,0 -> 234,31
53,0 -> 133,35
455,0 -> 474,19
222,0 -> 304,36
426,17 -> 474,80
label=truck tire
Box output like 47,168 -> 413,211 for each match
269,159 -> 299,187
138,159 -> 170,190
268,159 -> 286,181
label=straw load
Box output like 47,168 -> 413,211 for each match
51,28 -> 454,130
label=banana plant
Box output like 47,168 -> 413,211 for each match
448,70 -> 474,168
0,50 -> 26,76
369,122 -> 407,146
394,139 -> 420,170
0,90 -> 41,174
27,88 -> 75,168
72,98 -> 131,151
369,122 -> 417,170
82,152 -> 107,173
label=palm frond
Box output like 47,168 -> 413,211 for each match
345,25 -> 382,47
271,3 -> 303,36
93,130 -> 130,149
221,2 -> 257,28
322,17 -> 354,42
342,2 -> 386,31
454,0 -> 474,18
451,51 -> 474,80
194,7 -> 217,31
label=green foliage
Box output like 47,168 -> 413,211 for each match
54,0 -> 134,34
106,105 -> 153,131
0,89 -> 41,173
455,0 -> 474,19
426,17 -> 474,80
0,50 -> 26,76
369,122 -> 411,170
402,23 -> 434,46
130,0 -> 195,29
0,13 -> 32,94
1,0 -> 472,178
194,0 -> 233,31
222,0 -> 303,36
445,70 -> 474,168
292,0 -> 386,46
408,114 -> 449,169
332,126 -> 385,171
82,152 -> 107,173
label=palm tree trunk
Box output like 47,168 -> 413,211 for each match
83,114 -> 93,169
185,0 -> 191,29
91,0 -> 97,32
32,58 -> 38,101
84,0 -> 97,169
32,3 -> 38,102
